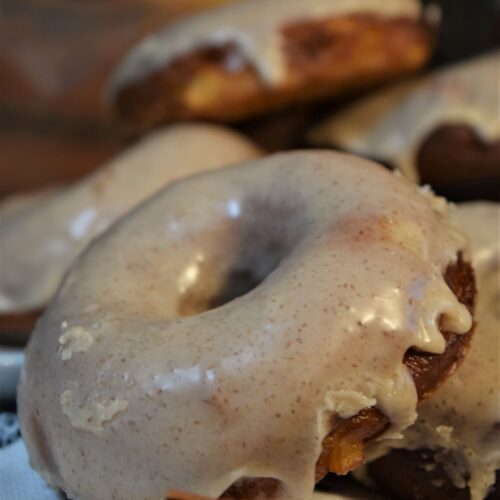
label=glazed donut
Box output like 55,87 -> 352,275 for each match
109,0 -> 433,129
18,151 -> 475,500
365,202 -> 500,500
0,124 -> 260,317
309,52 -> 500,201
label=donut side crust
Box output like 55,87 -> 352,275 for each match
113,14 -> 432,128
167,478 -> 280,500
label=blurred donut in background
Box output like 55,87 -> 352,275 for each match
109,0 -> 433,130
0,124 -> 260,344
309,52 -> 500,201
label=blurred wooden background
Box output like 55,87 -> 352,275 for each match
0,0 -> 229,196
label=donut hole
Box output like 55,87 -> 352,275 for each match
416,124 -> 500,201
177,230 -> 287,316
177,236 -> 290,317
206,268 -> 269,310
177,199 -> 303,317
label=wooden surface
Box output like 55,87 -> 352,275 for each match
0,0 -> 229,195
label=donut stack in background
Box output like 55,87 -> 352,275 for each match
309,53 -> 500,201
0,124 -> 261,342
0,0 -> 499,499
1,0 -> 437,359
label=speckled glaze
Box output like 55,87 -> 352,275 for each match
309,52 -> 500,182
109,0 -> 421,95
377,202 -> 499,500
18,151 -> 472,500
0,124 -> 261,313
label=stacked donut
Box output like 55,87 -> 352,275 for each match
109,0 -> 432,129
3,1 -> 497,499
18,151 -> 475,500
310,52 -> 500,201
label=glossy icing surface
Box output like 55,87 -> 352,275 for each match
0,124 -> 261,313
110,0 -> 420,94
310,52 -> 500,181
19,151 -> 471,500
366,202 -> 499,500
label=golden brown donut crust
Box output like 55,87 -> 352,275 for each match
114,15 -> 432,129
168,478 -> 280,500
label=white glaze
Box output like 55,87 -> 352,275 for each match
18,151 -> 472,500
310,52 -> 500,181
365,202 -> 500,500
0,124 -> 261,313
109,0 -> 421,95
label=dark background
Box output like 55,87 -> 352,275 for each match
423,0 -> 499,66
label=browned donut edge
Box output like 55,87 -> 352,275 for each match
165,255 -> 475,499
366,448 -> 499,500
167,478 -> 281,500
114,14 -> 433,129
